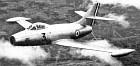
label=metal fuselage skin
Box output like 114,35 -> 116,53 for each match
10,23 -> 92,46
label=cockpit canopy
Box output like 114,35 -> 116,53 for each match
27,22 -> 48,30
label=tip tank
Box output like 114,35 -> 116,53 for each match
111,49 -> 135,57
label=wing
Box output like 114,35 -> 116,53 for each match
53,39 -> 112,52
53,39 -> 135,57
6,17 -> 32,29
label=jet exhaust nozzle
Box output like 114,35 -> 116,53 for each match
111,49 -> 135,57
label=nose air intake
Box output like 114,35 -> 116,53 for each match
10,36 -> 15,45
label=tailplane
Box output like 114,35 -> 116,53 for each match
74,2 -> 114,26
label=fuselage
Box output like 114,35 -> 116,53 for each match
10,23 -> 92,46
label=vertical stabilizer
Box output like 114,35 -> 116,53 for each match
74,2 -> 100,25
74,2 -> 114,26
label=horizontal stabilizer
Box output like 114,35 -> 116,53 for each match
6,17 -> 32,29
86,16 -> 115,20
75,11 -> 86,17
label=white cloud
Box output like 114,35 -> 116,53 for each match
0,38 -> 49,66
105,13 -> 130,28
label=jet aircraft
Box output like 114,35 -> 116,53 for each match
7,2 -> 112,46
6,2 -> 135,57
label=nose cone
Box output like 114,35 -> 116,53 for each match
111,49 -> 135,57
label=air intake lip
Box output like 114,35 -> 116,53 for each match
10,36 -> 15,45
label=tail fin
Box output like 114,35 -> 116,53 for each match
74,2 -> 114,26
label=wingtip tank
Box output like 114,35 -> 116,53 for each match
111,49 -> 135,57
